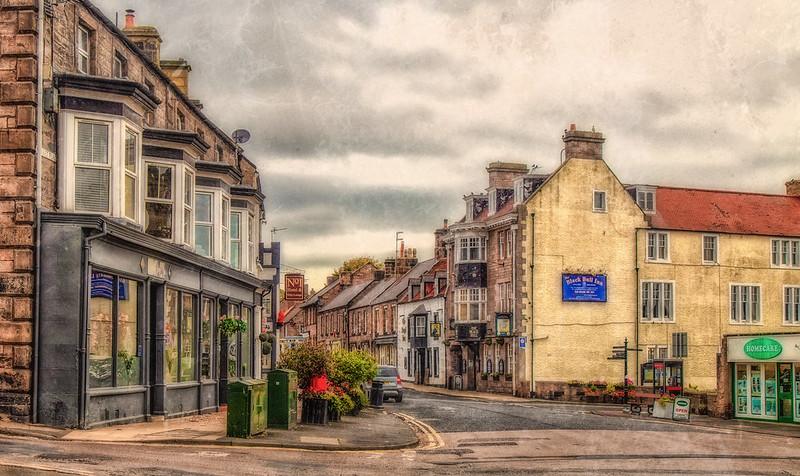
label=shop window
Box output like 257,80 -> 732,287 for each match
194,192 -> 213,257
183,171 -> 194,246
641,281 -> 674,322
671,332 -> 688,358
88,272 -> 141,388
76,24 -> 91,74
458,237 -> 486,262
164,289 -> 196,383
230,211 -> 242,269
227,303 -> 240,379
646,232 -> 670,262
200,297 -> 214,380
730,284 -> 761,324
75,121 -> 111,213
772,239 -> 800,268
784,286 -> 800,325
592,190 -> 607,212
145,163 -> 174,239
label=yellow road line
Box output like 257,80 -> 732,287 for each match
393,412 -> 444,449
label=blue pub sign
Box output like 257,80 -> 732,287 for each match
562,274 -> 607,302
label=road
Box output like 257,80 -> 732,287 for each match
2,389 -> 800,475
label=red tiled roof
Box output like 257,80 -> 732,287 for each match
651,187 -> 800,237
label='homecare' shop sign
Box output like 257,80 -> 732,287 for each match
562,274 -> 607,302
727,334 -> 800,362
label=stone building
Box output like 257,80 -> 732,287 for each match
0,2 -> 276,427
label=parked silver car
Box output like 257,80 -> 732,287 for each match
373,365 -> 403,402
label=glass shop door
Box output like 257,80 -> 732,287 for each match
778,363 -> 793,423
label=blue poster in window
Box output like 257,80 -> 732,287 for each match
562,274 -> 607,302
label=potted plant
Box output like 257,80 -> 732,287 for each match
279,343 -> 334,425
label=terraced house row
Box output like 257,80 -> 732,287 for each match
297,124 -> 800,424
0,1 -> 278,428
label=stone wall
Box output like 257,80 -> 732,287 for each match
0,0 -> 38,422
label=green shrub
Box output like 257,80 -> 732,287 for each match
278,343 -> 333,389
329,349 -> 377,389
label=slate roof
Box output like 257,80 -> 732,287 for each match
319,280 -> 374,312
350,278 -> 397,309
372,258 -> 438,305
651,186 -> 800,237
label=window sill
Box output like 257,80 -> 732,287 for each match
166,381 -> 201,389
88,385 -> 147,397
592,209 -> 608,213
729,321 -> 764,326
645,259 -> 671,264
640,319 -> 676,324
702,261 -> 718,266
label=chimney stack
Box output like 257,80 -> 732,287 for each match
786,179 -> 800,197
125,9 -> 136,28
563,124 -> 605,161
339,272 -> 352,287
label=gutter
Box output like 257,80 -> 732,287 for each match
79,222 -> 108,429
32,0 -> 45,423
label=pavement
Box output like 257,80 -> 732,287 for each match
0,406 -> 418,451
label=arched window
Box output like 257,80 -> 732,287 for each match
486,359 -> 493,374
498,359 -> 505,374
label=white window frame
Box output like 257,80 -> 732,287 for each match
457,235 -> 486,263
122,127 -> 139,221
783,285 -> 800,326
498,230 -> 505,258
248,212 -> 256,273
182,170 -> 194,247
729,283 -> 762,325
58,112 -> 143,221
702,234 -> 718,265
771,239 -> 800,268
592,190 -> 607,213
640,280 -> 675,322
230,210 -> 243,270
77,24 -> 90,74
636,189 -> 655,213
194,190 -> 214,258
74,119 -> 112,214
646,231 -> 670,262
220,195 -> 230,262
112,51 -> 127,79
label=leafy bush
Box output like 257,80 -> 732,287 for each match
348,387 -> 369,410
219,316 -> 247,337
329,349 -> 377,389
278,343 -> 333,390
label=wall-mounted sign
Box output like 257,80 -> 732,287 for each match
495,313 -> 512,337
727,334 -> 800,362
430,322 -> 442,338
456,323 -> 486,342
562,274 -> 607,302
284,273 -> 305,302
519,337 -> 527,349
743,337 -> 782,360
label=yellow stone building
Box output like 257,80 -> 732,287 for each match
516,125 -> 800,423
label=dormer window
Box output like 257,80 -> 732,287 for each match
488,189 -> 497,216
636,188 -> 655,213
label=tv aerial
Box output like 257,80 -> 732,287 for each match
232,129 -> 251,144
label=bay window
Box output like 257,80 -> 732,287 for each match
230,211 -> 242,270
145,163 -> 174,239
248,213 -> 256,272
221,197 -> 230,261
455,288 -> 486,321
194,192 -> 213,257
183,171 -> 194,246
458,236 -> 486,262
88,272 -> 141,388
123,129 -> 137,220
75,120 -> 111,213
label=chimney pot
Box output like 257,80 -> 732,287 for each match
569,123 -> 576,131
786,179 -> 800,197
124,9 -> 136,29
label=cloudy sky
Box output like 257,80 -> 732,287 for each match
95,0 -> 800,289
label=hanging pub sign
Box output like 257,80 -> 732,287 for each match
495,313 -> 512,337
562,273 -> 607,302
430,322 -> 442,339
284,273 -> 305,302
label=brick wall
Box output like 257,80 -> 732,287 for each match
0,0 -> 38,422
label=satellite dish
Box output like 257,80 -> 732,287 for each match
232,129 -> 251,144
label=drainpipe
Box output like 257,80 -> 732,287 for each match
31,0 -> 45,423
634,228 -> 641,385
511,225 -> 517,396
528,213 -> 535,397
79,222 -> 108,428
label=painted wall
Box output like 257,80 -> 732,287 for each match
520,157 -> 647,391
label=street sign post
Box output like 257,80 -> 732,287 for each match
607,337 -> 642,404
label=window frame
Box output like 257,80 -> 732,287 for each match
456,235 -> 486,263
783,285 -> 800,326
194,190 -> 214,258
636,189 -> 655,213
248,212 -> 256,273
221,195 -> 230,262
182,170 -> 194,247
230,210 -> 243,270
702,234 -> 719,265
74,118 -> 112,214
640,280 -> 675,323
671,332 -> 688,358
112,51 -> 128,79
122,127 -> 139,221
144,161 -> 176,241
729,283 -> 762,325
592,190 -> 607,213
771,239 -> 800,268
76,24 -> 91,74
200,296 -> 215,380
455,287 -> 487,321
415,314 -> 426,337
163,287 -> 199,384
646,231 -> 670,262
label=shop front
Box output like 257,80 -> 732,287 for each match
727,334 -> 800,423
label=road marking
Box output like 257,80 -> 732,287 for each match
194,451 -> 230,458
0,460 -> 95,475
394,412 -> 445,450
